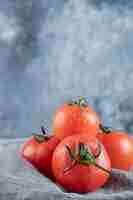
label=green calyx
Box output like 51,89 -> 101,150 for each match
64,143 -> 110,175
34,126 -> 49,143
78,96 -> 88,107
99,124 -> 112,134
78,143 -> 95,165
34,134 -> 46,143
68,96 -> 88,108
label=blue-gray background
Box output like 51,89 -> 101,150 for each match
0,0 -> 133,138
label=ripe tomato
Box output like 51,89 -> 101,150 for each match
100,126 -> 133,171
53,97 -> 100,140
21,126 -> 60,180
52,134 -> 111,193
97,125 -> 109,143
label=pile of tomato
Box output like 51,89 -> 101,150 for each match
21,97 -> 133,193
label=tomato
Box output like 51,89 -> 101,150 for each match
97,125 -> 109,143
100,126 -> 133,171
53,97 -> 100,140
97,132 -> 104,143
21,126 -> 60,180
52,134 -> 111,193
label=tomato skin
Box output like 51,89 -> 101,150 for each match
53,103 -> 100,140
97,131 -> 104,143
52,134 -> 111,193
21,136 -> 60,180
102,132 -> 133,171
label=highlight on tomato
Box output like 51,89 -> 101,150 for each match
52,97 -> 101,140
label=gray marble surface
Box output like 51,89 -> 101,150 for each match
0,0 -> 133,138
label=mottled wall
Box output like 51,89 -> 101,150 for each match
0,0 -> 133,138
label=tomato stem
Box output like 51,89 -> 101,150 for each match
94,163 -> 111,175
99,124 -> 112,134
41,126 -> 47,135
34,134 -> 45,143
41,126 -> 49,140
78,96 -> 88,107
68,97 -> 88,108
33,126 -> 49,143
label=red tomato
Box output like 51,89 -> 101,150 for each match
97,132 -> 104,143
53,97 -> 100,140
97,125 -> 109,143
52,134 -> 111,193
21,126 -> 60,180
102,130 -> 133,171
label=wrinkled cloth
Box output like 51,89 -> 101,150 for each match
0,139 -> 133,200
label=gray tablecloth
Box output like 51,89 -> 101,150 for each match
0,138 -> 133,200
